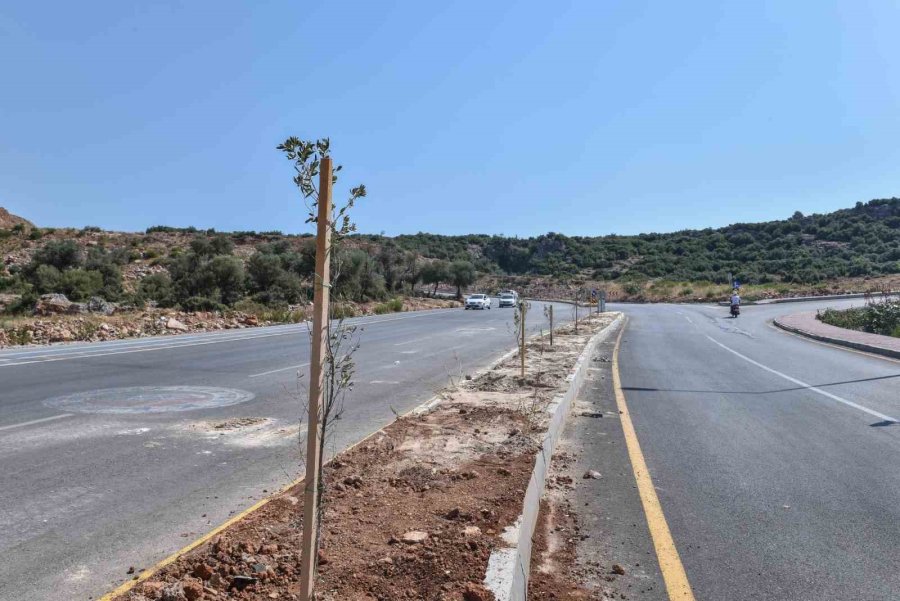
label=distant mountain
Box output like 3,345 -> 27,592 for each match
0,207 -> 33,229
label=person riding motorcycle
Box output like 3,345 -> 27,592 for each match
730,291 -> 741,317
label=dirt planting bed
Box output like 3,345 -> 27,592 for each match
112,314 -> 618,601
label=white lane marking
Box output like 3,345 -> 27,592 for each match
394,336 -> 433,346
684,316 -> 694,324
0,413 -> 75,432
705,335 -> 898,423
249,362 -> 310,378
0,308 -> 462,367
370,380 -> 399,384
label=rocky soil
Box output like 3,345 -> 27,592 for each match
109,314 -> 617,601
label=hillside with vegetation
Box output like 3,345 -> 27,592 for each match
382,198 -> 900,285
1,198 -> 899,346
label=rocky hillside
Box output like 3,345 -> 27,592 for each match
0,207 -> 32,229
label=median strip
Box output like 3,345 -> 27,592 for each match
103,312 -> 621,601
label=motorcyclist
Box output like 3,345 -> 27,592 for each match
730,290 -> 741,316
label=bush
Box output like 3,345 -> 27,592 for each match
31,240 -> 82,271
58,269 -> 104,301
818,300 -> 900,337
373,298 -> 404,314
180,296 -> 227,312
138,273 -> 175,307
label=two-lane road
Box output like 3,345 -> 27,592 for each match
617,299 -> 900,600
0,302 -> 575,601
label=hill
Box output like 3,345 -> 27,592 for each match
1,198 -> 898,324
377,198 -> 900,286
0,207 -> 33,229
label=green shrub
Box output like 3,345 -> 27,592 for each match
374,298 -> 404,314
180,296 -> 227,312
138,273 -> 175,307
58,269 -> 103,301
331,303 -> 358,319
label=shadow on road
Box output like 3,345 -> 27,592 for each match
621,373 -> 900,395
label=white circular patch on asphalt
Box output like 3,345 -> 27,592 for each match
43,386 -> 255,414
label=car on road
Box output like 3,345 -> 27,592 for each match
465,294 -> 492,310
498,292 -> 517,308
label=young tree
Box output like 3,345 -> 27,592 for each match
277,137 -> 365,600
449,260 -> 477,299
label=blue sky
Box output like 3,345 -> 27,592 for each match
2,1 -> 899,237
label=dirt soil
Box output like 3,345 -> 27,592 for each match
111,313 -> 618,601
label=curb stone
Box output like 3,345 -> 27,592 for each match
484,313 -> 625,601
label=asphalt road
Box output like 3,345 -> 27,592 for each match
0,301 -> 575,601
613,298 -> 900,600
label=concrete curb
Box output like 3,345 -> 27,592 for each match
773,316 -> 900,361
484,313 -> 625,601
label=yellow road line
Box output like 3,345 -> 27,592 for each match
612,319 -> 696,601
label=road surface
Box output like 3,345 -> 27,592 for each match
0,301 -> 575,601
596,298 -> 900,601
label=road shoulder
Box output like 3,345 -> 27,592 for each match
529,324 -> 668,600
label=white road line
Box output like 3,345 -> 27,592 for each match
705,335 -> 898,423
0,413 -> 74,432
248,362 -> 310,378
0,308 -> 461,368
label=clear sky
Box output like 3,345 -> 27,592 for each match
2,1 -> 899,237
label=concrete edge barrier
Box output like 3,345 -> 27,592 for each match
773,317 -> 900,361
484,313 -> 625,601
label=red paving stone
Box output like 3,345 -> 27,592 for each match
775,311 -> 900,359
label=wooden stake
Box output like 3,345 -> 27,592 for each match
299,157 -> 333,601
549,304 -> 553,346
520,301 -> 526,379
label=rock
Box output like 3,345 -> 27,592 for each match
34,293 -> 82,316
463,526 -> 481,536
583,470 -> 602,480
160,583 -> 188,601
400,530 -> 429,544
612,563 -> 626,575
377,556 -> 394,565
126,566 -> 135,574
166,317 -> 189,331
462,583 -> 493,601
85,296 -> 116,315
242,314 -> 259,326
230,575 -> 257,590
445,507 -> 462,520
343,474 -> 363,488
182,579 -> 204,601
193,563 -> 214,580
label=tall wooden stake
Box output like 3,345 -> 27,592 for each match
520,301 -> 526,379
549,304 -> 553,346
300,157 -> 333,601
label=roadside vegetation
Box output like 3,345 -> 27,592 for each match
818,298 -> 900,338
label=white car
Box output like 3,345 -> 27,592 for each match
498,292 -> 517,308
465,294 -> 491,310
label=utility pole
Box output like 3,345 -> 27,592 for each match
299,157 -> 333,601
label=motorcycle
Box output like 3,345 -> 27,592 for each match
730,304 -> 740,318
